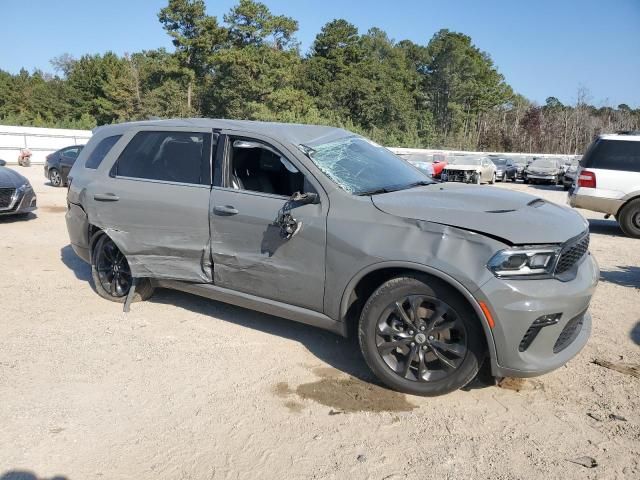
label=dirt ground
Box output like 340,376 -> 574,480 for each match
1,166 -> 639,480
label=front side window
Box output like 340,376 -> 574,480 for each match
228,138 -> 308,197
302,136 -> 431,195
115,131 -> 213,185
85,135 -> 121,169
62,146 -> 81,159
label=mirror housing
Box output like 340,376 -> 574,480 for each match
0,159 -> 6,166
290,191 -> 319,205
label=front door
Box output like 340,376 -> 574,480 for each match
85,127 -> 217,282
210,133 -> 327,312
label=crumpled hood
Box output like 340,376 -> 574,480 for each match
371,183 -> 587,245
0,166 -> 28,188
443,164 -> 481,172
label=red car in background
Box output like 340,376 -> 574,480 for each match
397,151 -> 448,179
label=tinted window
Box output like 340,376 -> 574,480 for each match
85,135 -> 121,169
582,139 -> 640,172
62,146 -> 81,159
115,131 -> 212,185
229,139 -> 307,196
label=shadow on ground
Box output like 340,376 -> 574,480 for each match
0,212 -> 37,224
58,245 -> 497,392
631,322 -> 640,346
521,183 -> 565,191
588,218 -> 624,237
0,471 -> 68,480
599,266 -> 640,289
60,245 -> 92,282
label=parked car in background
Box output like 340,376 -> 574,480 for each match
44,145 -> 84,187
524,158 -> 564,185
396,153 -> 435,178
563,157 -> 581,191
0,159 -> 37,216
441,155 -> 496,184
490,157 -> 518,182
569,132 -> 640,238
512,157 -> 528,179
65,119 -> 597,396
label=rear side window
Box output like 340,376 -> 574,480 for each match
115,131 -> 212,185
85,135 -> 122,169
582,139 -> 640,172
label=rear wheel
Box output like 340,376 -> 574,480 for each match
489,173 -> 496,184
358,274 -> 485,396
49,169 -> 62,187
91,234 -> 154,303
618,199 -> 640,239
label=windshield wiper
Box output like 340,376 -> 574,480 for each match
355,187 -> 392,196
401,180 -> 434,189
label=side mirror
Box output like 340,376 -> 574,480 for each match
290,191 -> 319,205
0,159 -> 6,167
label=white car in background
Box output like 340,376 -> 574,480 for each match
441,155 -> 496,184
569,132 -> 640,238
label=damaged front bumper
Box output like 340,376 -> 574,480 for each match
441,170 -> 477,183
475,252 -> 598,378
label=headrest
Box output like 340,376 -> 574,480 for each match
259,150 -> 282,172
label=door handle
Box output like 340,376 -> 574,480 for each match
94,193 -> 119,202
214,205 -> 239,215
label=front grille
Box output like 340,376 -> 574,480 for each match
553,312 -> 586,353
555,232 -> 590,275
443,170 -> 471,182
0,188 -> 15,209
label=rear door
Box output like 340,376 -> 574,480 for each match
84,127 -> 217,282
209,132 -> 328,312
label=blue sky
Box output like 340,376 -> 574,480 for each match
1,0 -> 639,107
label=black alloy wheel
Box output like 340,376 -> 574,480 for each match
90,234 -> 154,303
375,295 -> 467,382
95,236 -> 132,297
358,275 -> 485,396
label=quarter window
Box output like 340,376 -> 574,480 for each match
115,131 -> 213,185
85,135 -> 121,169
583,140 -> 640,172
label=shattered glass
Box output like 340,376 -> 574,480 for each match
303,136 -> 429,194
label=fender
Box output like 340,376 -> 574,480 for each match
339,260 -> 499,374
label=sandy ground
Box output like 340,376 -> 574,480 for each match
1,166 -> 638,480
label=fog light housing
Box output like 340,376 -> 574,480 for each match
519,313 -> 562,352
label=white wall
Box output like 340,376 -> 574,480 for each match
0,125 -> 92,165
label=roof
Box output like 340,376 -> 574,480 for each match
94,118 -> 352,146
599,132 -> 640,142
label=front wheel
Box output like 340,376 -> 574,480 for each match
358,275 -> 486,396
618,199 -> 640,238
91,234 -> 154,303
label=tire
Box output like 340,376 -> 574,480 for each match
501,173 -> 507,182
523,178 -> 529,184
358,274 -> 486,396
91,234 -> 154,303
49,169 -> 62,187
474,173 -> 481,185
618,199 -> 640,239
489,173 -> 496,185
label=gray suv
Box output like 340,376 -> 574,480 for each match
65,119 -> 598,396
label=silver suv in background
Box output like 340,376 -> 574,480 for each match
65,119 -> 598,396
569,132 -> 640,238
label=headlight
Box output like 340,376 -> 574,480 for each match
17,182 -> 33,193
488,246 -> 561,278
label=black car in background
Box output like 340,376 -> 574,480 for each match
44,145 -> 84,187
489,157 -> 518,182
0,159 -> 37,216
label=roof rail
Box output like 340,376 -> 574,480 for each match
615,130 -> 640,135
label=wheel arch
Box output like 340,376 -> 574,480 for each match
616,193 -> 640,217
339,261 -> 498,367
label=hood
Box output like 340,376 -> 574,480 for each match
443,164 -> 481,172
371,183 -> 587,245
0,166 -> 29,188
527,166 -> 558,174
